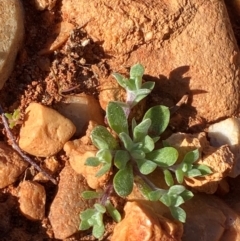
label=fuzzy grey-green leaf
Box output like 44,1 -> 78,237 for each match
107,102 -> 128,135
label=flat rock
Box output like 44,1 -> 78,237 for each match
62,0 -> 240,122
48,165 -> 94,239
0,142 -> 28,188
18,103 -> 76,157
18,181 -> 46,221
0,0 -> 24,89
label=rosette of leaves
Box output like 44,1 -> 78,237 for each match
5,109 -> 20,129
79,63 -> 212,238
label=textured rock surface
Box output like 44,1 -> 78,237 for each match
48,165 -> 94,239
111,201 -> 183,241
0,142 -> 28,188
61,0 -> 240,122
0,0 -> 24,89
18,181 -> 46,220
182,194 -> 240,241
19,103 -> 76,157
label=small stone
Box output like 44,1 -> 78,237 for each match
18,181 -> 46,221
0,0 -> 24,89
208,117 -> 240,177
19,103 -> 76,157
111,201 -> 183,241
48,165 -> 94,239
34,0 -> 57,10
55,93 -> 104,136
0,142 -> 28,188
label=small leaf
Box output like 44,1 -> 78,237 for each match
143,105 -> 170,137
79,220 -> 91,230
94,204 -> 106,214
170,207 -> 186,223
131,150 -> 145,159
173,196 -> 185,207
96,149 -> 112,163
146,147 -> 178,167
181,190 -> 194,202
114,150 -> 130,169
80,209 -> 95,220
132,89 -> 151,106
105,200 -> 121,222
92,212 -> 104,226
130,63 -> 144,80
113,163 -> 134,197
182,149 -> 200,164
81,191 -> 102,199
168,185 -> 186,195
95,163 -> 111,177
163,169 -> 174,186
85,157 -> 101,167
141,81 -> 155,90
133,118 -> 151,142
175,169 -> 184,184
91,126 -> 118,150
107,102 -> 129,135
186,169 -> 202,177
92,224 -> 105,239
195,164 -> 212,175
148,189 -> 163,201
112,73 -> 127,88
136,159 -> 157,175
182,163 -> 190,172
119,132 -> 134,151
160,193 -> 171,207
131,118 -> 137,134
142,135 -> 155,153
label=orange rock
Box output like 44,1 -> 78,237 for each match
19,103 -> 76,157
111,201 -> 183,241
0,142 -> 28,188
61,0 -> 240,122
18,181 -> 46,221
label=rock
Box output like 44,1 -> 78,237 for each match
48,165 -> 94,239
19,103 -> 76,157
0,142 -> 28,188
55,93 -> 104,136
182,194 -> 240,241
166,132 -> 234,194
111,201 -> 183,241
18,181 -> 46,221
61,0 -> 240,122
0,0 -> 24,89
34,0 -> 57,10
64,121 -> 111,189
208,117 -> 240,177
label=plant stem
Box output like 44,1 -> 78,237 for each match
0,106 -> 57,185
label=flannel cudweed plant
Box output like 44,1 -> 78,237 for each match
79,64 -> 212,238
